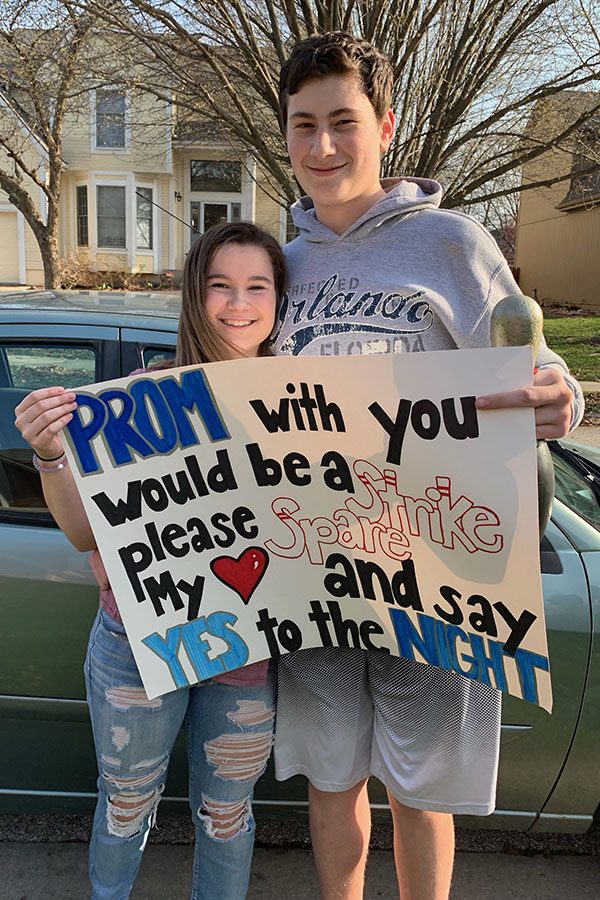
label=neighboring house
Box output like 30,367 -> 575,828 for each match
515,92 -> 600,311
0,81 -> 286,286
0,91 -> 48,286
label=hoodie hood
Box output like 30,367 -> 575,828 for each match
290,176 -> 443,242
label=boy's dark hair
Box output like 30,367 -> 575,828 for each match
278,32 -> 393,130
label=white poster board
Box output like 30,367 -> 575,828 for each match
64,347 -> 551,710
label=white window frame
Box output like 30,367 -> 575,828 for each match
134,180 -> 160,272
90,87 -> 131,153
75,183 -> 89,247
84,174 -> 161,272
96,180 -> 128,252
136,185 -> 153,251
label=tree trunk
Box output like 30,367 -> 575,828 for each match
39,230 -> 61,290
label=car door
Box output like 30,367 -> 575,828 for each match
0,322 -> 120,811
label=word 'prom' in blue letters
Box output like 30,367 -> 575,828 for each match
66,369 -> 229,475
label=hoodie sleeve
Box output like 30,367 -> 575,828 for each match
464,232 -> 584,432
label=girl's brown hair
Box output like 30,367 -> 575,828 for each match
174,221 -> 287,368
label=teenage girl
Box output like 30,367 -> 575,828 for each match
15,222 -> 288,900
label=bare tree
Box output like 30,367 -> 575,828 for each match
0,2 -> 100,288
86,0 -> 600,209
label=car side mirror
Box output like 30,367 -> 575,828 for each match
490,294 -> 555,538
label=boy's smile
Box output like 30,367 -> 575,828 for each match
286,74 -> 394,235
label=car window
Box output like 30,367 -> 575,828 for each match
0,343 -> 98,520
4,345 -> 95,389
553,453 -> 600,531
143,346 -> 176,369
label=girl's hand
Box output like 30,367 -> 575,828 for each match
14,386 -> 78,458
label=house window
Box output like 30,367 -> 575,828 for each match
0,342 -> 97,518
97,186 -> 126,248
76,186 -> 88,246
95,89 -> 127,149
136,187 -> 153,250
190,160 -> 242,192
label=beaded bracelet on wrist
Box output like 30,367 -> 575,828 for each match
32,453 -> 68,474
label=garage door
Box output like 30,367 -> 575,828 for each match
0,212 -> 20,283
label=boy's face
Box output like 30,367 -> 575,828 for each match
285,74 -> 394,234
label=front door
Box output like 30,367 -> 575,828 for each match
190,201 -> 241,245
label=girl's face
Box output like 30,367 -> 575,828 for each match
204,243 -> 277,357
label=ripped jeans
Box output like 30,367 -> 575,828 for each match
84,610 -> 275,900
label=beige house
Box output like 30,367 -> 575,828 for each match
515,92 -> 600,312
0,83 -> 286,287
0,93 -> 49,285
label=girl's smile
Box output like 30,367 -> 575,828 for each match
204,244 -> 277,357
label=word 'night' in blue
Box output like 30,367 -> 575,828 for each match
389,609 -> 549,705
143,612 -> 249,689
67,369 -> 229,475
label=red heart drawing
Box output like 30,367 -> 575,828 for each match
210,547 -> 270,605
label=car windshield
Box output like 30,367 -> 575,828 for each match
553,449 -> 600,532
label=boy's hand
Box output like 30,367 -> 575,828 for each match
475,367 -> 573,439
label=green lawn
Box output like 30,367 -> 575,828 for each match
543,316 -> 600,382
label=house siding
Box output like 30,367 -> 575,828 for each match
254,168 -> 284,239
0,212 -> 19,282
517,194 -> 600,311
515,93 -> 600,312
0,122 -> 43,284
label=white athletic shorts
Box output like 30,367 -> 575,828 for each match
274,647 -> 501,816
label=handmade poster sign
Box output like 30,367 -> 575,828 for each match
63,347 -> 551,710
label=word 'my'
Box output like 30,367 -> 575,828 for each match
369,396 -> 479,465
67,369 -> 229,475
250,382 -> 345,433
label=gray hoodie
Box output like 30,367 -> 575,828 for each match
272,177 -> 583,426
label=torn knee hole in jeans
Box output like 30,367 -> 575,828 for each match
106,786 -> 162,839
111,725 -> 130,752
100,754 -> 121,769
226,700 -> 274,728
197,795 -> 252,841
103,753 -> 169,791
204,731 -> 273,780
105,685 -> 163,712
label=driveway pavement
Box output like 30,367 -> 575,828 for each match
1,813 -> 599,899
1,841 -> 599,899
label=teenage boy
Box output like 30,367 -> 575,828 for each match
271,32 -> 583,900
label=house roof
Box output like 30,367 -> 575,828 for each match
557,112 -> 600,211
0,88 -> 50,161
